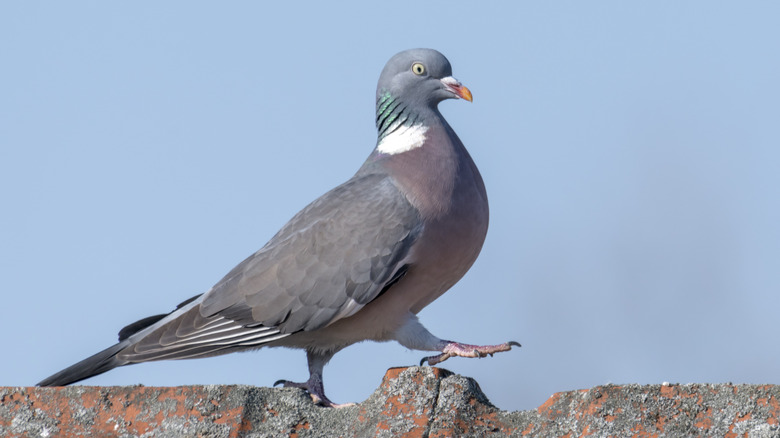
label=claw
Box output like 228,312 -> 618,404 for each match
508,341 -> 522,348
419,354 -> 443,366
273,376 -> 350,408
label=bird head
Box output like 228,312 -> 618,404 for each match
376,48 -> 472,110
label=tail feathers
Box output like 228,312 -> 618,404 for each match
37,341 -> 130,387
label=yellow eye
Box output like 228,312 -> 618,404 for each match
411,63 -> 426,75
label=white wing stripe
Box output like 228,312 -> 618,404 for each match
170,324 -> 275,345
165,326 -> 282,347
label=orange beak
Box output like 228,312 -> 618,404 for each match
442,77 -> 473,102
454,84 -> 473,102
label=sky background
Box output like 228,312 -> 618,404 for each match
2,2 -> 778,412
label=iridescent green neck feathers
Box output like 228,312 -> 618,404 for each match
375,91 -> 428,155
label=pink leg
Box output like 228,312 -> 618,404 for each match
394,315 -> 521,367
420,341 -> 521,366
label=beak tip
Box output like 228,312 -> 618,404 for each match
460,86 -> 473,102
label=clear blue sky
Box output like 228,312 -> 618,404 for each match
2,2 -> 778,411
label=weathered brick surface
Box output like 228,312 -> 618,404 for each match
2,367 -> 779,437
527,383 -> 780,437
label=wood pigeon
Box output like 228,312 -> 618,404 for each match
38,48 -> 519,407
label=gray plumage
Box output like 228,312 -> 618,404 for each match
38,48 -> 518,406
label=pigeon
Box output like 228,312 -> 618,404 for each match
38,48 -> 519,407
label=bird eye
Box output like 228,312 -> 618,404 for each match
411,63 -> 426,75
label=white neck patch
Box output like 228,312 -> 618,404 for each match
377,124 -> 429,155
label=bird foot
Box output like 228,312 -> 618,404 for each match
420,341 -> 521,366
273,379 -> 354,408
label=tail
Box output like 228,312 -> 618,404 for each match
37,341 -> 130,387
37,294 -> 202,387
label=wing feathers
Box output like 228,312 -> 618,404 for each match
114,173 -> 419,364
199,173 -> 421,335
120,303 -> 289,362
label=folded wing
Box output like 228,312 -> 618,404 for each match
118,172 -> 421,362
